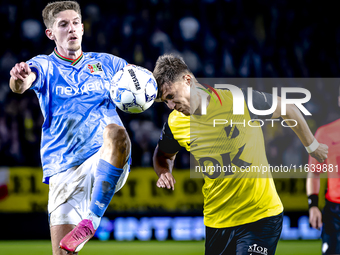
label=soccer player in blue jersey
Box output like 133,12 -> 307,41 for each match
9,1 -> 130,254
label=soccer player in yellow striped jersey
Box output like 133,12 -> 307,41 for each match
152,54 -> 328,255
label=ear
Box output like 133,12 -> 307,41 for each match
184,74 -> 192,87
45,28 -> 55,40
81,23 -> 84,36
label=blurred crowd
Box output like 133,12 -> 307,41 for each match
1,0 -> 340,168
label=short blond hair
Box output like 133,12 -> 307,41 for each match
42,1 -> 81,28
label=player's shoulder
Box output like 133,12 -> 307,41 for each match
317,118 -> 340,133
314,119 -> 340,144
28,54 -> 51,64
169,110 -> 189,122
26,54 -> 53,73
213,88 -> 234,111
215,88 -> 234,103
215,88 -> 233,98
84,52 -> 127,64
168,110 -> 189,129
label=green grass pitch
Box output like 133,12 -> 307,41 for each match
0,240 -> 322,255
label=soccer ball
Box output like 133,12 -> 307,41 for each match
110,65 -> 158,114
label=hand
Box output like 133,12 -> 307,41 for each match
156,172 -> 176,190
309,206 -> 323,229
310,143 -> 328,163
10,62 -> 31,82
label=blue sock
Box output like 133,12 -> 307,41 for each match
89,159 -> 123,217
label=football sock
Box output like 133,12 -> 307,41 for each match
89,159 -> 123,218
86,210 -> 101,230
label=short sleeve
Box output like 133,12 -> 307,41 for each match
158,122 -> 182,154
109,54 -> 128,73
26,55 -> 49,92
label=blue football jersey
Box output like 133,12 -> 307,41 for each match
27,49 -> 127,184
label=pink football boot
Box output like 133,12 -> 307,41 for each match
59,219 -> 96,253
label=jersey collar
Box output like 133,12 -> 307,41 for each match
53,48 -> 84,67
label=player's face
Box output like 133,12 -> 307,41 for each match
160,75 -> 192,116
47,10 -> 83,54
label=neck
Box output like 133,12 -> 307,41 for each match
56,46 -> 82,60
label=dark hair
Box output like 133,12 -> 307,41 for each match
153,54 -> 191,99
42,1 -> 81,28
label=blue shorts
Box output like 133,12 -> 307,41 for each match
321,200 -> 340,254
205,212 -> 283,255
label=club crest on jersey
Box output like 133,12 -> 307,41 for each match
88,62 -> 103,73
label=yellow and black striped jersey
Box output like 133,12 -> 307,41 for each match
158,88 -> 283,228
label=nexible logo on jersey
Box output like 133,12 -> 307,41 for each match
56,80 -> 110,96
200,84 -> 312,128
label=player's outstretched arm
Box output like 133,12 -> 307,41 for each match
272,97 -> 328,163
306,171 -> 322,229
153,145 -> 177,190
9,62 -> 36,94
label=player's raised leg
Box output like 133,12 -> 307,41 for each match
90,124 -> 131,219
59,124 -> 131,253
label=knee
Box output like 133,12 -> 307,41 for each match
103,124 -> 130,152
